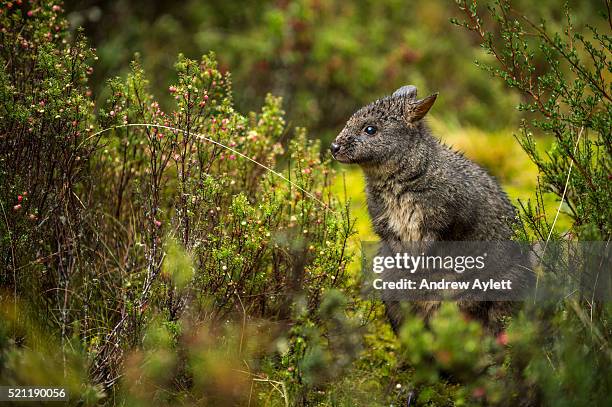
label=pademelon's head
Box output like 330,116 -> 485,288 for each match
330,85 -> 437,165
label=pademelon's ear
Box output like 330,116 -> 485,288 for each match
392,85 -> 418,100
405,93 -> 438,122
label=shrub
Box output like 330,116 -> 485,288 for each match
0,0 -> 96,321
1,1 -> 356,403
453,0 -> 611,242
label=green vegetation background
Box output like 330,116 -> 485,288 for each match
66,0 -> 589,237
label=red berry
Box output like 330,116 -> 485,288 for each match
472,387 -> 486,398
17,195 -> 23,202
496,331 -> 509,346
13,204 -> 21,211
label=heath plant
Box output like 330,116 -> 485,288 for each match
1,1 -> 357,402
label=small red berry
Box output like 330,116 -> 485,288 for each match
17,195 -> 23,202
496,331 -> 509,346
472,387 -> 486,398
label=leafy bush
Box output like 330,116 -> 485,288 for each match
0,0 -> 96,311
453,0 -> 611,241
1,1 -> 357,404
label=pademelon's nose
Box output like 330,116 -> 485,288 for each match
330,143 -> 340,155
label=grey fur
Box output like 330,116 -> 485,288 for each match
332,85 -> 518,333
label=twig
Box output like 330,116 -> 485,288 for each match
544,126 -> 584,248
0,200 -> 17,318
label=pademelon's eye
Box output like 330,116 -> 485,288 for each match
364,125 -> 377,135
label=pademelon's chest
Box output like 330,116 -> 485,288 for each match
368,189 -> 425,242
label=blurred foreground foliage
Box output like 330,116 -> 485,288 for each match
0,1 -> 611,406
